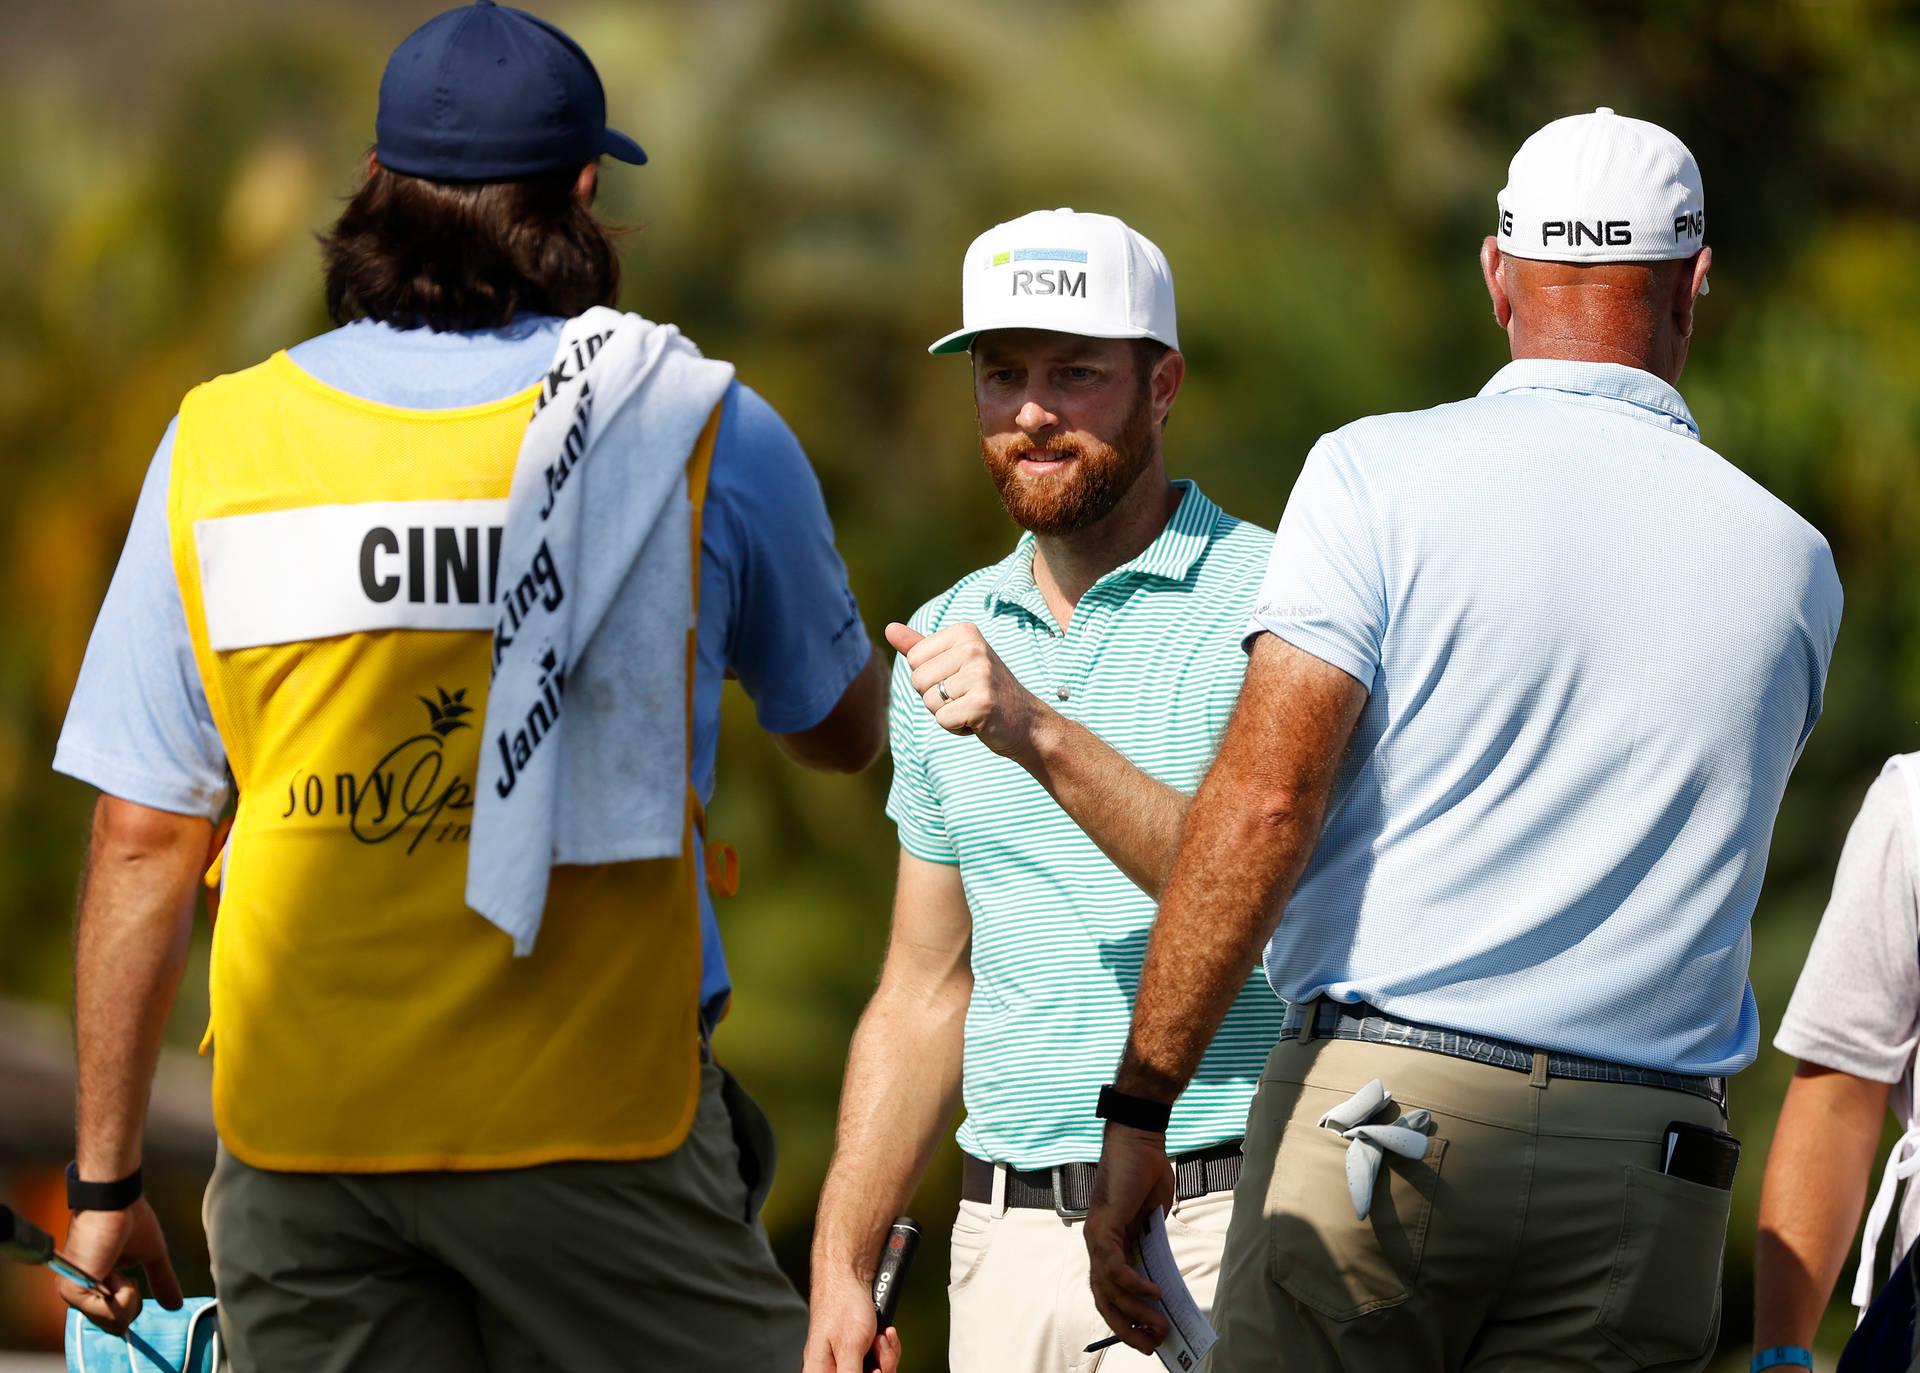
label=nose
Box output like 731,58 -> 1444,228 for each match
1015,398 -> 1059,438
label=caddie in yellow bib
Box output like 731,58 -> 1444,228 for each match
171,352 -> 717,1171
51,5 -> 885,1369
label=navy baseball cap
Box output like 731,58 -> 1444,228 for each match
375,0 -> 645,181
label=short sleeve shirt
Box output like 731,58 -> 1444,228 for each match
1248,360 -> 1842,1075
53,317 -> 871,1017
887,481 -> 1286,1168
1776,758 -> 1920,1257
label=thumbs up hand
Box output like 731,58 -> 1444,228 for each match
884,621 -> 1053,765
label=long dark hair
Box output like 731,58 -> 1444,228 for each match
320,161 -> 622,331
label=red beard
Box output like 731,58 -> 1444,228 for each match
979,392 -> 1157,536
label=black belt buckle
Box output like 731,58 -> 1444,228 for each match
1051,1165 -> 1088,1220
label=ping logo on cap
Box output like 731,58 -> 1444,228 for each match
1495,108 -> 1705,266
1542,220 -> 1634,247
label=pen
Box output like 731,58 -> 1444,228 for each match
1084,1334 -> 1123,1353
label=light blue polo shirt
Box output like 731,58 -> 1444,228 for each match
53,316 -> 871,1021
1249,359 -> 1842,1076
889,482 -> 1286,1168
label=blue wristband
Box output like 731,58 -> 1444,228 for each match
1752,1348 -> 1813,1371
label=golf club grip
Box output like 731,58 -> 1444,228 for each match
0,1205 -> 54,1267
863,1216 -> 920,1372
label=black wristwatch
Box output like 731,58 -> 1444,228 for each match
66,1162 -> 142,1213
1095,1084 -> 1172,1133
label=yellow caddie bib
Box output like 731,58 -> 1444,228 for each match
168,351 -> 718,1172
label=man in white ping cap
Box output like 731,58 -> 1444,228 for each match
1085,109 -> 1842,1370
803,208 -> 1285,1372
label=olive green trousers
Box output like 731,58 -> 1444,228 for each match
1212,1035 -> 1732,1373
203,1058 -> 806,1372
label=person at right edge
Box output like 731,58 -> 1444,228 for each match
1754,752 -> 1920,1370
1082,109 -> 1842,1371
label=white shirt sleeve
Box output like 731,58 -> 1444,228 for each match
52,420 -> 231,818
1775,762 -> 1920,1084
1244,434 -> 1387,690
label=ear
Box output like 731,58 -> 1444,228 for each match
1149,348 -> 1186,427
1677,246 -> 1711,338
1480,237 -> 1512,331
573,161 -> 599,207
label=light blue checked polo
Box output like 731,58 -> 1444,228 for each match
888,481 -> 1284,1168
1249,360 -> 1842,1076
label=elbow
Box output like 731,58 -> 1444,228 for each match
91,795 -> 211,861
1246,785 -> 1316,838
777,649 -> 887,774
835,716 -> 886,774
779,718 -> 884,775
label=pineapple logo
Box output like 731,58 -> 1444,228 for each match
279,683 -> 479,853
420,686 -> 475,736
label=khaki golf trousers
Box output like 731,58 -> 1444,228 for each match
948,1185 -> 1233,1372
1211,1035 -> 1731,1373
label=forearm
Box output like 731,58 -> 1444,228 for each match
813,978 -> 967,1280
1018,709 -> 1188,897
1114,635 -> 1366,1104
1113,777 -> 1318,1102
73,798 -> 210,1179
1754,1066 -> 1891,1350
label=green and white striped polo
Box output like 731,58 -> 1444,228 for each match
887,480 -> 1285,1168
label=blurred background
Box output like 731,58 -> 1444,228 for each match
2,0 -> 1918,1366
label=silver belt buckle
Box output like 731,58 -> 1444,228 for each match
1051,1166 -> 1088,1220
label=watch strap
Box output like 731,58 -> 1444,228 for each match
65,1162 -> 142,1213
1751,1348 -> 1813,1371
1096,1085 -> 1172,1133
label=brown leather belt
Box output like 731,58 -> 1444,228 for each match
961,1140 -> 1243,1219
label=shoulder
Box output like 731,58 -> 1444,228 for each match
716,380 -> 792,450
1177,502 -> 1273,606
1691,439 -> 1840,598
178,354 -> 293,416
1203,505 -> 1274,564
904,558 -> 1018,637
1317,393 -> 1509,469
705,382 -> 814,515
1871,757 -> 1920,838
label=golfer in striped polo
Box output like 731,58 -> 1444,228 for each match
803,209 -> 1284,1373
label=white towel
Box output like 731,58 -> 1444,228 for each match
467,307 -> 735,954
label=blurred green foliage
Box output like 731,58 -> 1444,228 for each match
4,0 -> 1920,1365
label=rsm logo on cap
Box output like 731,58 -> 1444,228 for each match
989,247 -> 1089,299
928,208 -> 1179,355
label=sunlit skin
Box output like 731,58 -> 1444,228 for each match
968,327 -> 1184,620
1481,238 -> 1711,386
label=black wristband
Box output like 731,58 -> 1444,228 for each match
1095,1084 -> 1172,1133
66,1162 -> 142,1213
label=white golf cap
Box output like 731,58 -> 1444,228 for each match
1497,107 -> 1706,265
929,208 -> 1178,355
